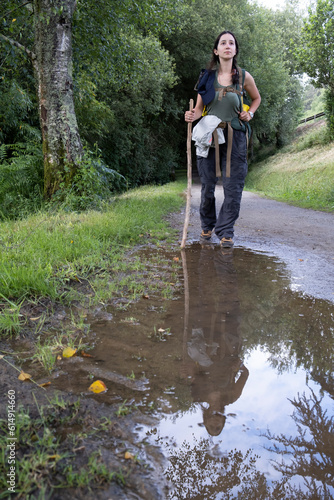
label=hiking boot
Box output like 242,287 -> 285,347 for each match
200,229 -> 213,241
220,237 -> 234,248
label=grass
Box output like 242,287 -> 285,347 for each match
0,398 -> 125,498
0,181 -> 186,338
246,123 -> 334,211
0,297 -> 25,336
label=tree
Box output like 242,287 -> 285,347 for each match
161,0 -> 304,154
1,1 -> 83,198
34,0 -> 83,197
1,0 -> 184,198
296,0 -> 334,138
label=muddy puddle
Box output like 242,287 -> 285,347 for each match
36,244 -> 334,497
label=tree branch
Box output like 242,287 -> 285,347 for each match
0,33 -> 37,71
1,1 -> 33,20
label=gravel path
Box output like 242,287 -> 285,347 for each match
174,181 -> 334,303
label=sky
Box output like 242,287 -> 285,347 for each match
255,0 -> 311,11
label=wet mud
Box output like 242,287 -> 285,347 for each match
28,243 -> 334,498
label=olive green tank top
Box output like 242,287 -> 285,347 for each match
206,72 -> 241,123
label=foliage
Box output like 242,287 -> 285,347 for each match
1,0 -> 185,201
0,0 -> 329,216
161,0 -> 304,154
0,2 -> 39,143
301,83 -> 326,119
275,76 -> 304,147
165,437 -> 286,498
50,147 -> 127,212
295,0 -> 334,136
84,32 -> 179,187
0,79 -> 39,144
324,87 -> 334,140
0,142 -> 44,220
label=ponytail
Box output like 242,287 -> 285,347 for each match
231,57 -> 239,85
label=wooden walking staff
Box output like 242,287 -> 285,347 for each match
180,99 -> 194,249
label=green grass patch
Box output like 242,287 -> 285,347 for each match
0,181 -> 185,303
0,181 -> 186,339
246,124 -> 334,211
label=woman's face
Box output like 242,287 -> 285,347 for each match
214,33 -> 237,60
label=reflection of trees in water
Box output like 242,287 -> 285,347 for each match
243,292 -> 334,378
164,438 -> 285,499
265,389 -> 334,499
170,248 -> 334,498
164,393 -> 334,500
234,250 -> 334,390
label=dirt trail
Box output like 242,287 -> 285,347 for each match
174,180 -> 334,303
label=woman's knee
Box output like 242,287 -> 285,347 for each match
201,183 -> 216,198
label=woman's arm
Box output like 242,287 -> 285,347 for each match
185,93 -> 204,123
239,71 -> 261,122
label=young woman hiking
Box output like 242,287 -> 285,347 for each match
185,31 -> 261,248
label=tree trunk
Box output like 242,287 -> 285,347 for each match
325,87 -> 334,140
33,0 -> 83,198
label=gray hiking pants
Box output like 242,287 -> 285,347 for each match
196,128 -> 248,240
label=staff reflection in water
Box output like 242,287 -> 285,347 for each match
183,245 -> 249,436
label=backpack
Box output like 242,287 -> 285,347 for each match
196,66 -> 251,135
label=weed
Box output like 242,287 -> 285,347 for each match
0,307 -> 24,338
0,406 -> 64,497
161,283 -> 175,300
32,338 -> 57,373
46,394 -> 68,410
61,451 -> 124,488
147,401 -> 156,413
116,400 -> 130,417
0,295 -> 25,338
122,317 -> 138,324
0,398 -> 127,497
148,326 -> 172,342
70,309 -> 89,333
116,399 -> 137,417
31,333 -> 89,374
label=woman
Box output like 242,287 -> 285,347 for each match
185,31 -> 261,247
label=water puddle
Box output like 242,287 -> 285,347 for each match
46,244 -> 334,497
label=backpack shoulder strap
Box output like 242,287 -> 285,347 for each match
236,66 -> 245,111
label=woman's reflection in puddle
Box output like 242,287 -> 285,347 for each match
183,244 -> 249,436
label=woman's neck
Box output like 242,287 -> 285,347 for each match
218,59 -> 233,75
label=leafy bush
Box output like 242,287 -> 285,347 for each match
50,149 -> 127,211
0,79 -> 39,144
0,142 -> 44,220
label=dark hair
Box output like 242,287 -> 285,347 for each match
203,408 -> 226,436
208,31 -> 239,85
